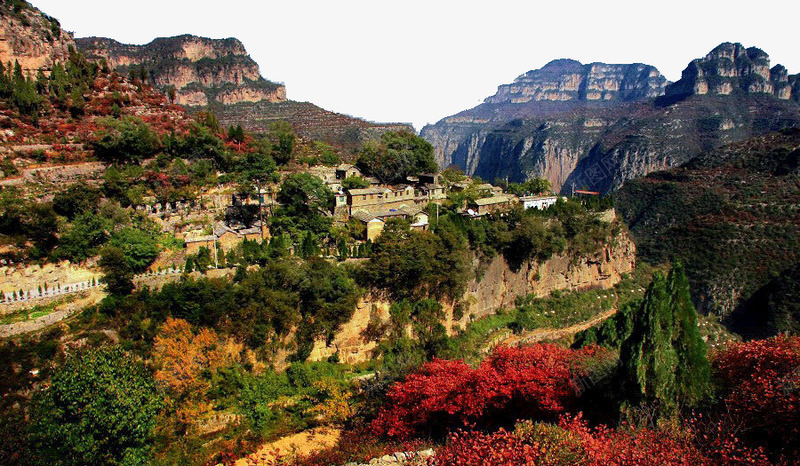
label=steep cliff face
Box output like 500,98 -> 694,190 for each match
665,43 -> 796,100
76,35 -> 285,107
486,59 -> 667,104
422,43 -> 800,194
310,226 -> 636,364
77,34 -> 408,151
0,1 -> 74,74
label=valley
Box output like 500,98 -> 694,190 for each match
0,1 -> 798,465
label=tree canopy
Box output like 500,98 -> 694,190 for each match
357,130 -> 438,184
29,346 -> 162,465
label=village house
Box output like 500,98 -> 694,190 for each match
466,194 -> 518,217
335,163 -> 362,181
351,206 -> 430,241
520,195 -> 559,210
184,220 -> 269,254
346,185 -> 417,215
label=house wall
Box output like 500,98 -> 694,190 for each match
366,220 -> 385,242
186,240 -> 215,255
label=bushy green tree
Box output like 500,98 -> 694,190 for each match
357,219 -> 469,301
52,183 -> 101,220
99,246 -> 135,296
357,130 -> 438,184
506,178 -> 551,196
270,120 -> 295,165
341,175 -> 370,190
29,346 -> 161,465
273,172 -> 334,236
58,212 -> 111,262
92,117 -> 160,165
108,227 -> 159,273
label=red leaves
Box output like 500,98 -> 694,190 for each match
372,344 -> 604,439
431,417 -> 711,466
709,335 -> 800,458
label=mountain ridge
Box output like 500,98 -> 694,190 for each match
421,43 -> 800,194
76,34 -> 412,152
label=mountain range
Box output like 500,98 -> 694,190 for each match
74,35 -> 412,153
421,43 -> 800,194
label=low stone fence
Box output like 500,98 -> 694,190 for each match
2,277 -> 101,306
345,449 -> 434,466
1,266 -> 187,308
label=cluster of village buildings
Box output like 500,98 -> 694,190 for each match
178,163 -> 561,252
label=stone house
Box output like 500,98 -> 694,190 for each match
335,164 -> 362,181
352,208 -> 418,241
185,221 -> 269,254
467,195 -> 518,217
346,186 -> 416,214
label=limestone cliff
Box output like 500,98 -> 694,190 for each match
421,43 -> 800,194
77,34 -> 410,152
76,35 -> 286,107
665,43 -> 797,100
310,224 -> 636,364
486,59 -> 667,104
0,1 -> 74,74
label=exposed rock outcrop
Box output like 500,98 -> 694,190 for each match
78,34 -> 410,152
310,222 -> 636,364
0,1 -> 74,74
421,43 -> 800,194
486,59 -> 667,104
76,35 -> 285,107
665,42 -> 797,100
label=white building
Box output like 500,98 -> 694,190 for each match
520,195 -> 559,210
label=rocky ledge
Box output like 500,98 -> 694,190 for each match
665,42 -> 800,102
485,59 -> 668,104
76,35 -> 286,107
0,1 -> 74,74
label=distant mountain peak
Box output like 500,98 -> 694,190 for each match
665,42 -> 799,101
485,59 -> 668,105
76,35 -> 286,108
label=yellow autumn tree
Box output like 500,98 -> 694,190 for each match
153,317 -> 241,433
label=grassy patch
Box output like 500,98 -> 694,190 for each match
0,293 -> 82,325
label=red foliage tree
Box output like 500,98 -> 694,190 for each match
432,416 -> 714,466
371,344 -> 606,439
709,335 -> 800,460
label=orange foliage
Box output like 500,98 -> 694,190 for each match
153,318 -> 242,432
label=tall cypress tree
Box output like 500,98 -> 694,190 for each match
621,272 -> 678,410
668,262 -> 711,406
620,264 -> 710,416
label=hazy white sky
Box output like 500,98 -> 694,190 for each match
30,0 -> 798,131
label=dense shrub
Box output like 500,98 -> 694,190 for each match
431,417 -> 713,466
371,344 -> 606,439
710,335 -> 800,459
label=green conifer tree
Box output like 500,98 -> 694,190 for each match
620,263 -> 710,417
668,262 -> 711,406
0,61 -> 11,98
621,272 -> 677,411
300,231 -> 317,259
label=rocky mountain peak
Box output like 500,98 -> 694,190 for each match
77,34 -> 286,107
0,0 -> 75,75
484,59 -> 668,105
665,42 -> 799,101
